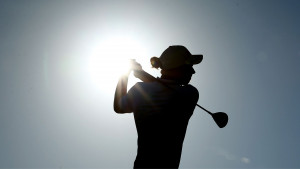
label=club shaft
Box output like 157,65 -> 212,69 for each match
196,104 -> 213,115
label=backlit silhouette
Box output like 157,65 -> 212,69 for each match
114,45 -> 203,168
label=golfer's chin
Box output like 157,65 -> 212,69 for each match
180,76 -> 192,85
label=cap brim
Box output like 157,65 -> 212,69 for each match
186,54 -> 203,65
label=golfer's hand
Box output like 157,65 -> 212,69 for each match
123,60 -> 142,77
129,59 -> 141,71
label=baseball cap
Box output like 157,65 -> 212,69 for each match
151,45 -> 203,70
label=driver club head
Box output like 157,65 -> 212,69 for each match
211,112 -> 228,128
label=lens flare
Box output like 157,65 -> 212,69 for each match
88,36 -> 147,94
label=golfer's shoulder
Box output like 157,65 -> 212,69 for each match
184,84 -> 198,92
183,84 -> 199,98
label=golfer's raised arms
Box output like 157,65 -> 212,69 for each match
114,61 -> 142,113
114,74 -> 132,113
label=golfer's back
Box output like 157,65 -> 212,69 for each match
124,81 -> 198,168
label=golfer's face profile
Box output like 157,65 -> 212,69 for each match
181,66 -> 196,84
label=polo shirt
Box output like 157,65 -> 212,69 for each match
121,79 -> 199,168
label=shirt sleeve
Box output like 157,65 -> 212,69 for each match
181,85 -> 199,112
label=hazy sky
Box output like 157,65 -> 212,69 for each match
1,0 -> 300,168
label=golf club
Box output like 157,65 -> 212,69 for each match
195,104 -> 228,128
130,61 -> 228,128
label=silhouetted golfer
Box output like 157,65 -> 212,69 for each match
114,45 -> 203,168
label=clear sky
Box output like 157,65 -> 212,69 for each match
0,0 -> 300,168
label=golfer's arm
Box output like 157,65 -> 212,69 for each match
114,75 -> 132,113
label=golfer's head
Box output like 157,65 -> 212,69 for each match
151,45 -> 202,84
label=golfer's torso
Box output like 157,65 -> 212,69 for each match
130,81 -> 198,168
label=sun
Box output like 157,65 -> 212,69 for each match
87,36 -> 148,94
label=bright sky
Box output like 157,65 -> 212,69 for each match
0,0 -> 300,168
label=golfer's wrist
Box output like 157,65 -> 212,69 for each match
123,69 -> 132,77
121,73 -> 130,80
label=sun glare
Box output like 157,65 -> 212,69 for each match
88,36 -> 148,94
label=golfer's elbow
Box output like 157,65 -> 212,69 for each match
113,98 -> 132,113
113,98 -> 121,113
114,106 -> 124,114
113,103 -> 127,114
114,104 -> 133,114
